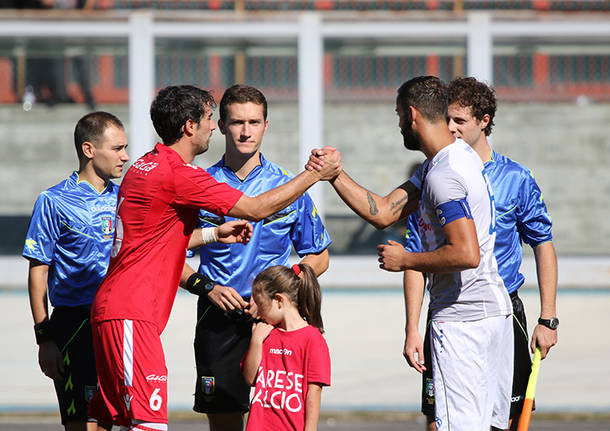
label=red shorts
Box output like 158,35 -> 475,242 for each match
89,319 -> 168,426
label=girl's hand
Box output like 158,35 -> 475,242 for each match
252,321 -> 274,344
245,297 -> 260,320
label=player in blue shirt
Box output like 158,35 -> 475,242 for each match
403,77 -> 558,431
182,85 -> 331,431
23,112 -> 129,431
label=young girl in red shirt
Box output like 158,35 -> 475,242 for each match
242,264 -> 331,431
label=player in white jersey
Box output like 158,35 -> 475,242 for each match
410,139 -> 511,322
307,76 -> 512,430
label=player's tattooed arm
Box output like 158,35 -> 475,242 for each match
367,192 -> 379,215
329,169 -> 419,229
390,194 -> 410,215
393,180 -> 420,218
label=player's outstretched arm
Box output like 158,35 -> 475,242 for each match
228,150 -> 341,221
308,148 -> 419,229
27,260 -> 64,381
242,322 -> 274,385
403,270 -> 426,373
332,171 -> 419,230
188,220 -> 253,249
531,241 -> 558,359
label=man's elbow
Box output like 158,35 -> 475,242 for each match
241,212 -> 264,222
370,215 -> 395,230
316,252 -> 330,275
461,248 -> 480,269
229,197 -> 265,222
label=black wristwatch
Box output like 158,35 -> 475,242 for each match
203,280 -> 216,295
185,273 -> 217,297
538,317 -> 559,330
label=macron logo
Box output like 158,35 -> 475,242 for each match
269,348 -> 292,356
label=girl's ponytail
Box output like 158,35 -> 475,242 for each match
294,263 -> 324,333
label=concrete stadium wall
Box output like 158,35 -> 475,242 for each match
1,101 -> 608,255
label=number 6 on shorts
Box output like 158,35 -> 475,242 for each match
150,388 -> 163,411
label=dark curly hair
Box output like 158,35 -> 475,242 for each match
150,85 -> 216,145
447,77 -> 497,136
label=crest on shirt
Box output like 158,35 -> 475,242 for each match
101,216 -> 113,235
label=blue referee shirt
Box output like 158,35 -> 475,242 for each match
196,154 -> 331,299
23,172 -> 118,307
405,150 -> 553,294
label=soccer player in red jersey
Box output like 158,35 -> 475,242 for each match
88,85 -> 340,431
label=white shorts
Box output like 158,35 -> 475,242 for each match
430,314 -> 513,431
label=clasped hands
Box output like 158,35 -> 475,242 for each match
305,146 -> 342,181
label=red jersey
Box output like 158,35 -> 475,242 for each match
91,143 -> 242,333
246,325 -> 331,431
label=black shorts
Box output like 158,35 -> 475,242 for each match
420,310 -> 434,417
49,306 -> 98,425
420,291 -> 534,419
193,297 -> 253,414
510,291 -> 534,418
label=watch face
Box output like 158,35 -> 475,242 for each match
204,282 -> 216,293
550,317 -> 559,329
540,317 -> 559,329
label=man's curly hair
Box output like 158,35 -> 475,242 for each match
447,77 -> 496,136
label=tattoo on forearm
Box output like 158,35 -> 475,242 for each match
367,192 -> 379,215
390,195 -> 409,215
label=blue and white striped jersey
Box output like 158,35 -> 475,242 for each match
196,154 -> 331,299
23,172 -> 118,307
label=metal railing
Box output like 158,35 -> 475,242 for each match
1,9 -> 608,216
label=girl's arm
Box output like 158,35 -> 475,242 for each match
304,383 -> 323,431
242,322 -> 274,385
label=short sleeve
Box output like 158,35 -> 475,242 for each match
425,169 -> 467,211
290,193 -> 331,257
22,192 -> 60,264
408,160 -> 428,190
517,172 -> 553,247
306,331 -> 331,386
174,163 -> 243,216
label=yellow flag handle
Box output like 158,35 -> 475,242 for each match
517,347 -> 542,431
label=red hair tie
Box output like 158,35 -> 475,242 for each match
291,264 -> 301,276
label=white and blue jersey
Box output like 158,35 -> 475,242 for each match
196,154 -> 331,299
23,172 -> 118,308
405,150 -> 553,296
409,139 -> 511,322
